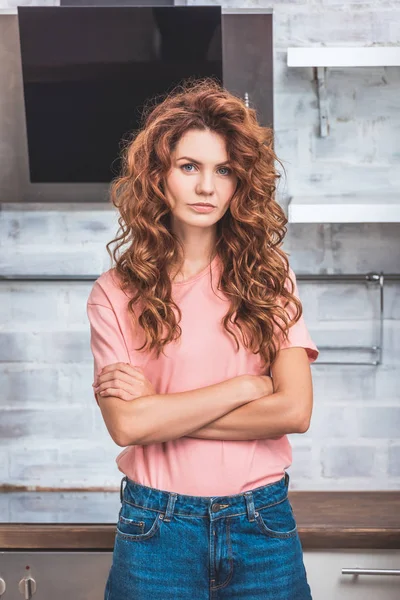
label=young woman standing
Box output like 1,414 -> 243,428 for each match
87,78 -> 319,600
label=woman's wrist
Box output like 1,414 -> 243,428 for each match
246,374 -> 274,401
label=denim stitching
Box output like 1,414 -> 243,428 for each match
123,499 -> 163,514
254,515 -> 298,539
254,497 -> 298,539
123,494 -> 288,519
116,513 -> 163,541
210,518 -> 234,590
119,514 -> 145,528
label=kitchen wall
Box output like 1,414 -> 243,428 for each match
0,0 -> 399,491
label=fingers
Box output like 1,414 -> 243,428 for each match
97,387 -> 139,401
101,362 -> 144,376
96,375 -> 145,399
93,363 -> 148,400
93,363 -> 150,401
95,370 -> 139,389
95,375 -> 146,397
95,363 -> 145,386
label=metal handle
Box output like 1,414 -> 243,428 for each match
342,568 -> 400,576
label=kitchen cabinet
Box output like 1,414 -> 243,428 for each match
0,551 -> 112,600
304,549 -> 400,600
1,549 -> 399,599
222,8 -> 273,129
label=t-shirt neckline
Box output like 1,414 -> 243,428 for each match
171,254 -> 220,286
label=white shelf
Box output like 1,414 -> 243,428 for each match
288,194 -> 400,223
287,46 -> 400,136
287,46 -> 400,68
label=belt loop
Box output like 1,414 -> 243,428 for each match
163,492 -> 178,522
244,491 -> 256,522
119,476 -> 127,503
285,471 -> 290,487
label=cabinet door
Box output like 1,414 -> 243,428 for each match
303,550 -> 400,600
222,10 -> 273,129
0,551 -> 113,600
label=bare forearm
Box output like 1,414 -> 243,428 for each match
185,347 -> 314,441
185,390 -> 304,441
118,375 -> 254,446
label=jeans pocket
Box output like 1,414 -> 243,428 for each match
116,500 -> 164,542
254,496 -> 298,539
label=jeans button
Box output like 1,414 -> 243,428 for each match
212,504 -> 220,512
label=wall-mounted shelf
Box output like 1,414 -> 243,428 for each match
287,46 -> 400,137
288,193 -> 400,223
287,47 -> 400,68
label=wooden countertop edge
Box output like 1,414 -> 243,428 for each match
1,524 -> 400,550
1,491 -> 399,550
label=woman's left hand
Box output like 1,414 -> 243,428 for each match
93,362 -> 156,402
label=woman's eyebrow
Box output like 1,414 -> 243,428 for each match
176,156 -> 230,166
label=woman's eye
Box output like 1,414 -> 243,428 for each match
181,163 -> 196,172
181,163 -> 231,176
218,167 -> 231,176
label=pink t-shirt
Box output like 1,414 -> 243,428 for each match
86,254 -> 319,496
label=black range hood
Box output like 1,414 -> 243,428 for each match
18,5 -> 223,184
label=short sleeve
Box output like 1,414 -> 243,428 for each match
277,267 -> 319,364
86,280 -> 131,406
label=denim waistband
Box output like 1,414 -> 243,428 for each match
119,473 -> 290,523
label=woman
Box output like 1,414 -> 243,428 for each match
87,78 -> 319,600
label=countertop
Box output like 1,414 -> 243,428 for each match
1,490 -> 399,550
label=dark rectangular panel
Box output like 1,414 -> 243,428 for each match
222,13 -> 273,130
18,6 -> 222,183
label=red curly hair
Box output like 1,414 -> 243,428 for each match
106,77 -> 302,370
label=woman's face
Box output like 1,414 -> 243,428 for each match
164,128 -> 238,235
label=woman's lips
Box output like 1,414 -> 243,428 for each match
188,204 -> 216,213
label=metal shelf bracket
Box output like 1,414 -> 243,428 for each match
315,66 -> 329,137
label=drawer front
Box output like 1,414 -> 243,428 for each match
303,550 -> 400,600
1,548 -> 399,599
0,552 -> 113,600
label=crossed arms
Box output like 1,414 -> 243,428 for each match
96,346 -> 313,447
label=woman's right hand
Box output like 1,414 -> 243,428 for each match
93,362 -> 156,402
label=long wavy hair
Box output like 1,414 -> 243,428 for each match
106,77 -> 302,370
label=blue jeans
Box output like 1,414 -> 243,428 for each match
105,472 -> 312,599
